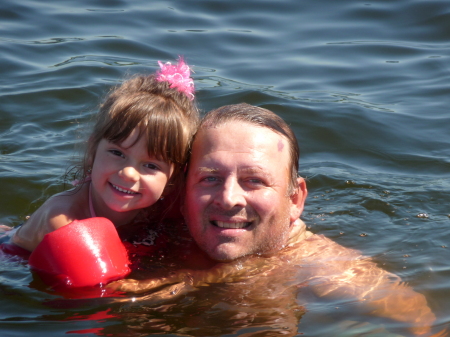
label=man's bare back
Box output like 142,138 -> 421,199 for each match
110,104 -> 443,336
110,220 -> 437,336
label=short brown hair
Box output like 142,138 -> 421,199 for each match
196,103 -> 299,194
80,74 -> 199,186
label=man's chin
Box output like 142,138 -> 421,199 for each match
207,244 -> 248,262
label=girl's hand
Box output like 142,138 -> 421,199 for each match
0,224 -> 13,233
0,224 -> 13,239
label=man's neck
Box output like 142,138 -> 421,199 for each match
287,219 -> 313,247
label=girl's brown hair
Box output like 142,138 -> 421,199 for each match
79,74 -> 199,189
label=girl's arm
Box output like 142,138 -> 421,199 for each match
12,189 -> 88,251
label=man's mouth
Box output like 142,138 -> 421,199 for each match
110,183 -> 138,195
211,221 -> 252,229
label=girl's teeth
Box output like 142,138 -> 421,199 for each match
112,184 -> 137,194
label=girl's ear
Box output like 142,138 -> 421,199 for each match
162,165 -> 179,197
289,177 -> 308,223
162,184 -> 174,197
85,143 -> 96,175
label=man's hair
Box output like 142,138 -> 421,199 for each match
197,103 -> 299,194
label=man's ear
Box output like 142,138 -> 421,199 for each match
289,177 -> 308,223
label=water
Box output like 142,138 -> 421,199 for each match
1,0 -> 450,335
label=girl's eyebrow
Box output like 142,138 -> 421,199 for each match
108,140 -> 126,149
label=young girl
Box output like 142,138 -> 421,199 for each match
8,57 -> 199,287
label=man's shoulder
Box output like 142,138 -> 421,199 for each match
288,228 -> 365,263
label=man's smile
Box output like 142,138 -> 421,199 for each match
185,115 -> 301,262
211,221 -> 252,229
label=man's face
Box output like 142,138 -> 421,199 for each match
184,121 -> 305,261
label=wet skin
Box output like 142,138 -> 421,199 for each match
12,129 -> 173,251
90,129 -> 173,225
110,220 -> 440,336
109,123 -> 439,335
182,121 -> 307,261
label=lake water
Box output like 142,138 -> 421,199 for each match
1,0 -> 450,336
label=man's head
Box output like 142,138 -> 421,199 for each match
199,103 -> 300,194
184,103 -> 307,261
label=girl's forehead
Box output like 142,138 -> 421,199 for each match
120,128 -> 141,148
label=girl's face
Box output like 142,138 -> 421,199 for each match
90,129 -> 173,218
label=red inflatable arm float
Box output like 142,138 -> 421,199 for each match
29,217 -> 130,288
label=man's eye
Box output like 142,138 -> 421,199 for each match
202,176 -> 219,183
247,178 -> 264,185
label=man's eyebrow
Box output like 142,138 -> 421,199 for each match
195,166 -> 271,175
239,167 -> 269,175
196,167 -> 220,174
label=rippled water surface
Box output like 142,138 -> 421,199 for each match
1,0 -> 450,336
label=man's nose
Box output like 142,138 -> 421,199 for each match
119,166 -> 140,182
214,178 -> 246,210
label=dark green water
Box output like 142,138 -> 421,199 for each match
1,0 -> 450,336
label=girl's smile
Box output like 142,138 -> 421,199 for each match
90,129 -> 174,226
109,182 -> 139,195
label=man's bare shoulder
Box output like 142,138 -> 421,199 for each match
286,221 -> 364,262
299,233 -> 363,258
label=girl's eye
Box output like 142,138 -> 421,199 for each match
109,149 -> 124,158
145,163 -> 160,171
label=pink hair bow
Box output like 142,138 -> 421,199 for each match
156,56 -> 195,100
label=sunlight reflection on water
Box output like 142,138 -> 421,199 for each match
1,0 -> 450,335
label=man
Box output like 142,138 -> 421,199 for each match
111,104 -> 440,336
183,103 -> 307,262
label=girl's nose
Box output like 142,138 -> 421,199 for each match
119,166 -> 140,182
